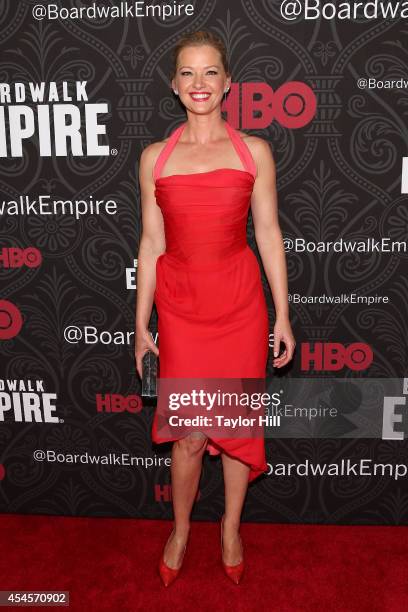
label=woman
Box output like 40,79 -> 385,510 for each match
135,30 -> 295,586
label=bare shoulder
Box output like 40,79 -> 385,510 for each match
140,137 -> 168,165
139,137 -> 170,180
236,130 -> 275,170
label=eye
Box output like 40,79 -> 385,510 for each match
179,70 -> 218,76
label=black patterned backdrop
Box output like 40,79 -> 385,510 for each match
1,0 -> 408,524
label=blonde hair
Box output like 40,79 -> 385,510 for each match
170,30 -> 230,80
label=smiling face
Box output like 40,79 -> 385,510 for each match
172,44 -> 231,115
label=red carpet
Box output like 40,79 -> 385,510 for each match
1,513 -> 407,612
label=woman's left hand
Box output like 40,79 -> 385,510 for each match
272,316 -> 296,368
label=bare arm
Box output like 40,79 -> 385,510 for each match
249,138 -> 296,368
134,142 -> 165,377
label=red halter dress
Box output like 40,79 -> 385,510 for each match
151,119 -> 269,483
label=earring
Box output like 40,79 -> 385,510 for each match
173,90 -> 178,95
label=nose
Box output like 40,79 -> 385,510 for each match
192,75 -> 205,89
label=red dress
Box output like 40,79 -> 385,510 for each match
151,119 -> 269,483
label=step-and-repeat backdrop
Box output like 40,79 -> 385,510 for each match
1,1 -> 407,524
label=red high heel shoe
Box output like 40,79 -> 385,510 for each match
158,527 -> 188,587
220,514 -> 244,584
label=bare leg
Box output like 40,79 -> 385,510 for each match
221,452 -> 250,565
163,432 -> 208,569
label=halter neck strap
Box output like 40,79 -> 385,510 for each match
223,120 -> 257,178
153,123 -> 185,182
153,120 -> 257,181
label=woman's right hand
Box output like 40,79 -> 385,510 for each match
135,327 -> 159,379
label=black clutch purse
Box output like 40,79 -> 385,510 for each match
141,350 -> 158,397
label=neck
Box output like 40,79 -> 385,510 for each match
182,114 -> 227,144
